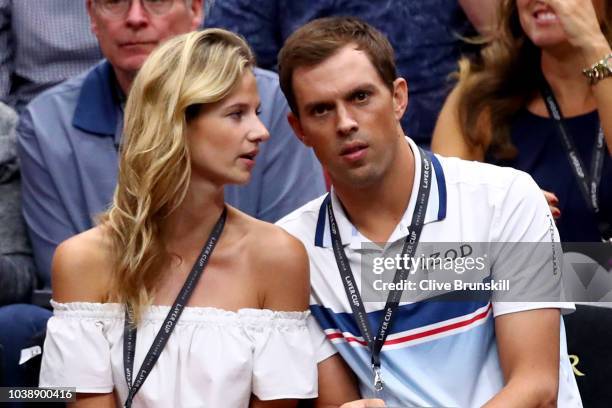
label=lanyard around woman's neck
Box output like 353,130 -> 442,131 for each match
122,207 -> 228,407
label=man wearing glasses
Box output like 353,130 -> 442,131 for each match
16,0 -> 325,287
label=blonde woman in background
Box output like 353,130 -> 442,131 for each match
37,29 -> 330,407
432,0 -> 612,242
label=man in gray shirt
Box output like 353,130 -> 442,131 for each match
0,0 -> 102,112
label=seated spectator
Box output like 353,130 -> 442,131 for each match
205,0 -> 489,146
17,0 -> 325,287
432,0 -> 612,242
0,101 -> 51,404
38,29 -> 346,406
275,16 -> 580,407
0,0 -> 102,112
0,101 -> 34,305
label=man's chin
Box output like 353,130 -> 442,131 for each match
113,54 -> 151,74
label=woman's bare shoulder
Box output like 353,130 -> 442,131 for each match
231,208 -> 308,266
52,226 -> 114,303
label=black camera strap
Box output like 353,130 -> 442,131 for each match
540,80 -> 611,241
328,147 -> 432,393
122,207 -> 227,408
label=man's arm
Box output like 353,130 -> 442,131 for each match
486,171 -> 570,407
315,355 -> 384,408
16,108 -> 77,286
483,309 -> 560,408
458,0 -> 498,36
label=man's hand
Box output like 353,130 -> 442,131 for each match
339,399 -> 385,408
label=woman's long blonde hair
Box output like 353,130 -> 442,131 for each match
456,0 -> 612,160
100,29 -> 254,321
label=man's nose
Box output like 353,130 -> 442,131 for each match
336,104 -> 358,136
125,0 -> 149,28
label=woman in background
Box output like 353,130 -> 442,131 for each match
432,0 -> 612,242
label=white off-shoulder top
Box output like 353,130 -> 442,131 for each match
39,301 -> 333,407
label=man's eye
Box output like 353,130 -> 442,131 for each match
312,106 -> 329,117
354,91 -> 369,102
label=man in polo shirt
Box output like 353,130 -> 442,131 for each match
16,0 -> 325,286
277,17 -> 582,406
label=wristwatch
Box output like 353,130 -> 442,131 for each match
582,52 -> 612,85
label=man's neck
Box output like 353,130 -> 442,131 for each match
113,66 -> 136,96
333,137 -> 415,243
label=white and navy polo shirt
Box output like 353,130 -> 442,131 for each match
278,137 -> 581,407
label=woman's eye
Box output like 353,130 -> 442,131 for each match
229,111 -> 243,119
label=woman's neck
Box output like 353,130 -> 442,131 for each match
538,47 -> 596,116
161,179 -> 226,249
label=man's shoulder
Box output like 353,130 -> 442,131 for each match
25,69 -> 92,114
436,153 -> 533,193
276,194 -> 328,242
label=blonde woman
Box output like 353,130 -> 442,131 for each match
38,29 -> 323,407
432,0 -> 612,242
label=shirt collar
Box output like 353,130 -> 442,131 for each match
314,137 -> 447,248
72,60 -> 123,136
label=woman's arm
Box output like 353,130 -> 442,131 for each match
431,85 -> 487,161
51,229 -> 115,407
547,0 -> 612,156
251,228 -> 310,408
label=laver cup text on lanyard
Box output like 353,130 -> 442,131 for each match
328,146 -> 432,394
540,77 -> 612,243
122,207 -> 227,408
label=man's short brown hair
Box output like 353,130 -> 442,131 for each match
278,17 -> 397,116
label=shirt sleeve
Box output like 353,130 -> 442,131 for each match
16,108 -> 77,287
489,170 -> 574,316
307,313 -> 337,363
249,311 -> 318,400
0,0 -> 12,102
39,302 -> 114,393
254,69 -> 326,222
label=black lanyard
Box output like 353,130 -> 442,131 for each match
328,146 -> 432,393
540,80 -> 611,241
122,207 -> 227,408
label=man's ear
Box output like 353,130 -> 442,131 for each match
392,78 -> 408,121
287,112 -> 310,146
86,0 -> 99,37
190,0 -> 205,30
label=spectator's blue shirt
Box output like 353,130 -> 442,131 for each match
494,109 -> 612,242
17,61 -> 325,286
205,0 -> 475,145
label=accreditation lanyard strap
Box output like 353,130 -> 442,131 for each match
540,81 -> 611,241
122,207 -> 227,408
327,147 -> 432,392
